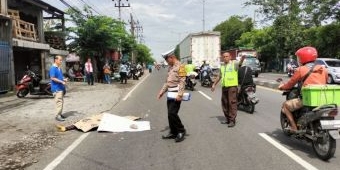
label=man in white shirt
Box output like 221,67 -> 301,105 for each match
84,58 -> 94,85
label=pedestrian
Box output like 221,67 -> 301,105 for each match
119,61 -> 128,84
85,58 -> 94,85
49,55 -> 68,121
211,52 -> 244,127
148,64 -> 152,73
103,63 -> 111,84
157,50 -> 187,143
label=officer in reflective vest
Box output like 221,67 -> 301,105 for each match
158,49 -> 187,142
212,52 -> 245,127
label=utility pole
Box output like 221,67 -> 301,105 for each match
129,13 -> 136,63
202,0 -> 205,32
112,0 -> 130,21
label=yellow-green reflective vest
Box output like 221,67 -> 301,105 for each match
185,64 -> 195,73
220,61 -> 238,87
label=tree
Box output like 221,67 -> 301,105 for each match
236,27 -> 277,65
213,16 -> 253,50
135,44 -> 155,64
174,44 -> 180,60
66,6 -> 136,59
245,0 -> 340,26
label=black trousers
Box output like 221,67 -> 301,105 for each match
167,100 -> 185,135
120,72 -> 127,83
86,72 -> 94,85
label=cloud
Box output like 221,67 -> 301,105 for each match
133,3 -> 176,21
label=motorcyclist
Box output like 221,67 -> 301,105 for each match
200,61 -> 212,83
278,47 -> 328,133
238,59 -> 255,102
287,56 -> 298,77
185,60 -> 197,87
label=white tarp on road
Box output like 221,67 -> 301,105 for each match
97,113 -> 151,132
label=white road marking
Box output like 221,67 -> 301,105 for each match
43,133 -> 90,170
259,133 -> 318,170
198,91 -> 212,100
123,74 -> 150,101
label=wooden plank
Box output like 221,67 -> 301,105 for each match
7,9 -> 19,19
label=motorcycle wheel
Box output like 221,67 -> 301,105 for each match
280,112 -> 292,136
312,129 -> 336,161
247,104 -> 255,114
16,89 -> 29,98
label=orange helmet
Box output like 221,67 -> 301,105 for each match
295,47 -> 318,65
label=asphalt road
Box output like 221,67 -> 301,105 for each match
29,69 -> 340,170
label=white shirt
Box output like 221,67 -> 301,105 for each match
85,62 -> 93,73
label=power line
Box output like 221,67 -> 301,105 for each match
78,0 -> 102,15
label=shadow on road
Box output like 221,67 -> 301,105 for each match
265,128 -> 319,160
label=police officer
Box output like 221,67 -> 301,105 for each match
157,50 -> 187,143
211,52 -> 244,127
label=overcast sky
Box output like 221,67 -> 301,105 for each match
42,0 -> 257,62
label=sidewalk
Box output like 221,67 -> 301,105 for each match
0,78 -> 139,170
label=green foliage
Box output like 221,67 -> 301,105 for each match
213,16 -> 253,50
303,23 -> 340,58
66,6 -> 137,59
135,44 -> 155,64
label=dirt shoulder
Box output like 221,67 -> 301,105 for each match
0,81 -> 135,170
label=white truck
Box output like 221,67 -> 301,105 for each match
179,31 -> 221,69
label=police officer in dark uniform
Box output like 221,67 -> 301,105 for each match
157,50 -> 187,143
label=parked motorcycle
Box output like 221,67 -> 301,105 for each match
130,66 -> 140,80
185,72 -> 197,91
16,69 -> 52,98
237,84 -> 259,113
280,87 -> 340,161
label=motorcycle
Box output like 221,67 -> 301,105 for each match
16,69 -> 52,98
287,62 -> 298,77
237,84 -> 259,113
185,72 -> 197,91
200,69 -> 213,87
130,66 -> 140,80
280,87 -> 340,161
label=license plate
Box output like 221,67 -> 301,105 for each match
320,120 -> 340,129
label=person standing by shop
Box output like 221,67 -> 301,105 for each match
119,61 -> 128,84
85,58 -> 94,85
211,52 -> 244,127
157,50 -> 187,143
103,63 -> 111,84
50,55 -> 68,121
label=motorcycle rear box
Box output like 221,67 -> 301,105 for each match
302,85 -> 340,106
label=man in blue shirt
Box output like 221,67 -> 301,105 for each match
50,55 -> 68,121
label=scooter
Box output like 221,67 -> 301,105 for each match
16,69 -> 52,98
185,72 -> 197,91
237,84 -> 259,113
287,63 -> 298,77
280,87 -> 340,161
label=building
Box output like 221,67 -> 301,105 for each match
0,0 -> 68,93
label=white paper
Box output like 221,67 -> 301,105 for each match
167,92 -> 191,101
97,113 -> 151,132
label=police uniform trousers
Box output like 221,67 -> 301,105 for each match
167,99 -> 185,135
221,86 -> 238,123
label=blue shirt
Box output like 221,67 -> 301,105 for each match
50,65 -> 65,93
